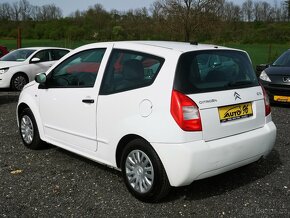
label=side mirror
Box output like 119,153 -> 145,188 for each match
35,73 -> 47,84
31,57 -> 41,63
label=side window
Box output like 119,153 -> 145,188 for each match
33,50 -> 50,62
46,48 -> 106,88
51,49 -> 70,61
100,49 -> 164,94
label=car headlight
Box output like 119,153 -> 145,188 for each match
259,70 -> 271,82
0,67 -> 9,74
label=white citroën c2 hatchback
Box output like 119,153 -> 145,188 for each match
17,41 -> 277,202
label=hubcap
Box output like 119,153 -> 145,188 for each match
125,150 -> 154,194
14,76 -> 27,90
20,115 -> 34,144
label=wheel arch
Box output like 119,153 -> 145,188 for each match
115,134 -> 150,168
17,94 -> 45,140
11,71 -> 29,82
117,134 -> 171,202
10,72 -> 29,90
17,102 -> 30,122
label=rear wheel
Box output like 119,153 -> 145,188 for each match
11,73 -> 28,91
19,108 -> 44,149
121,138 -> 170,202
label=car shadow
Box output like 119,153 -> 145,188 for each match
51,146 -> 281,203
0,89 -> 20,105
165,149 -> 281,202
55,147 -> 122,177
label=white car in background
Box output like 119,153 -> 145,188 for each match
0,47 -> 71,90
17,41 -> 276,202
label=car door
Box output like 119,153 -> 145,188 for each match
38,47 -> 109,152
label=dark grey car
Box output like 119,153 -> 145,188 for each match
259,49 -> 290,104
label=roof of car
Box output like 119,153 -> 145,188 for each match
16,47 -> 70,50
81,41 -> 240,54
126,41 -> 230,52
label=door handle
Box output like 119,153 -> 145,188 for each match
82,99 -> 94,104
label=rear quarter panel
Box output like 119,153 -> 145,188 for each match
96,46 -> 202,167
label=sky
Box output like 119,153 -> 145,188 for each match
0,0 -> 281,16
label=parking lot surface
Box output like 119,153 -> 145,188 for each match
0,91 -> 289,217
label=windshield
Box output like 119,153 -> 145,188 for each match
272,50 -> 290,67
174,50 -> 259,94
1,49 -> 36,62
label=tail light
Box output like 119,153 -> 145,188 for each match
261,85 -> 271,116
170,90 -> 202,131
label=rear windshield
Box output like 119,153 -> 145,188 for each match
174,50 -> 259,94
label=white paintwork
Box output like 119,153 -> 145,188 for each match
152,121 -> 276,186
190,87 -> 266,141
17,41 -> 277,188
38,44 -> 113,153
39,88 -> 98,151
0,47 -> 71,89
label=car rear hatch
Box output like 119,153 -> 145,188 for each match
188,87 -> 264,141
173,49 -> 266,141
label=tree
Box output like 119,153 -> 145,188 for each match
84,4 -> 111,39
220,1 -> 241,22
253,1 -> 274,22
157,0 -> 224,41
285,0 -> 290,21
150,1 -> 163,20
39,4 -> 62,20
12,1 -> 21,21
19,0 -> 32,21
0,3 -> 13,20
242,0 -> 253,22
112,26 -> 126,40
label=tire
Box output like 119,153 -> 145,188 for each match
11,73 -> 28,91
19,108 -> 44,149
121,138 -> 171,202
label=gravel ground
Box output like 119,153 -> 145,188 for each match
0,91 -> 289,217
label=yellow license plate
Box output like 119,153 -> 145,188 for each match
218,102 -> 253,123
274,95 -> 290,102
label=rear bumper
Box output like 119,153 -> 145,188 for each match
151,121 -> 276,187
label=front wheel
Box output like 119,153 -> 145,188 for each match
121,138 -> 171,202
19,108 -> 44,149
11,73 -> 28,91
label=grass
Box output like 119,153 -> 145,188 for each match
1,39 -> 290,67
224,43 -> 290,67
